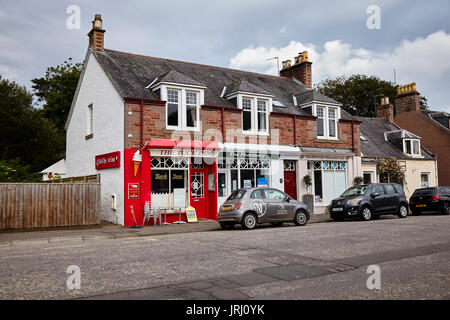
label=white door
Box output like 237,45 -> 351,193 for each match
218,170 -> 229,208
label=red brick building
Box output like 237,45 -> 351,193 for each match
392,83 -> 450,186
65,15 -> 362,226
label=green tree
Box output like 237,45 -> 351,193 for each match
31,58 -> 82,133
315,74 -> 398,117
0,75 -> 64,181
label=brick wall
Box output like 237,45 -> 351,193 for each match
394,92 -> 420,114
395,111 -> 450,185
124,102 -> 361,155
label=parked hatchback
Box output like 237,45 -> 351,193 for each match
328,183 -> 409,221
218,188 -> 311,230
409,186 -> 450,215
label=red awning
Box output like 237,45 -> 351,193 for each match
143,139 -> 220,150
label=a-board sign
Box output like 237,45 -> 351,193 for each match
185,206 -> 198,223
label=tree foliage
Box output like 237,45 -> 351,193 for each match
315,74 -> 398,117
31,58 -> 82,133
0,75 -> 64,181
376,158 -> 405,185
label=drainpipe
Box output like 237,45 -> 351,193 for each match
221,107 -> 225,143
140,99 -> 144,148
293,115 -> 297,145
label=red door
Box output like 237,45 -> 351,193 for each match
284,171 -> 297,199
190,170 -> 206,218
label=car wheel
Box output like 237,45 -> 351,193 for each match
442,202 -> 450,215
220,222 -> 234,230
398,204 -> 408,218
271,222 -> 283,227
361,206 -> 372,221
411,210 -> 422,216
294,210 -> 308,226
241,213 -> 257,230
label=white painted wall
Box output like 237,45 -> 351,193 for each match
66,52 -> 125,225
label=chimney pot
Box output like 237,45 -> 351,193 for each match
280,50 -> 312,88
88,14 -> 105,51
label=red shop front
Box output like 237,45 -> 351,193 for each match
124,139 -> 219,227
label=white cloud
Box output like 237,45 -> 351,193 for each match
229,30 -> 450,111
279,25 -> 287,34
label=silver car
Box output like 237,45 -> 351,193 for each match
218,187 -> 311,230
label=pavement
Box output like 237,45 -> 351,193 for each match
0,213 -> 333,247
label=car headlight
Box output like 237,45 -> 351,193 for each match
347,197 -> 364,205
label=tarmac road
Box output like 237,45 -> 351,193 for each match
0,215 -> 449,300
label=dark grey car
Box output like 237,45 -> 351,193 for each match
218,187 -> 311,230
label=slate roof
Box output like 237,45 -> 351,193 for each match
154,69 -> 205,87
223,79 -> 272,97
295,89 -> 340,106
355,117 -> 435,160
421,110 -> 450,129
92,48 -> 356,120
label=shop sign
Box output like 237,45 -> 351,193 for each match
95,152 -> 120,170
257,177 -> 268,187
186,206 -> 198,223
219,152 -> 279,160
150,149 -> 219,158
128,183 -> 139,200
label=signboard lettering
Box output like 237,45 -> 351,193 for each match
95,151 -> 121,170
128,183 -> 139,200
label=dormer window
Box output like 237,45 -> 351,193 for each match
404,139 -> 421,156
314,105 -> 339,139
240,96 -> 269,134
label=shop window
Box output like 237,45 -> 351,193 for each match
363,172 -> 374,184
151,157 -> 188,209
308,161 -> 347,205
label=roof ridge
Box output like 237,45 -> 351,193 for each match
101,48 -> 296,82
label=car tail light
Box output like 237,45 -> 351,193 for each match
432,195 -> 440,200
409,197 -> 413,203
234,203 -> 242,210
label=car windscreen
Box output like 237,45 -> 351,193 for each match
340,186 -> 369,197
227,189 -> 247,200
413,188 -> 436,196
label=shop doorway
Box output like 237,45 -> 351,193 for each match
218,170 -> 229,208
190,170 -> 206,219
284,160 -> 297,200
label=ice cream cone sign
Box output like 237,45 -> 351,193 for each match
132,151 -> 142,177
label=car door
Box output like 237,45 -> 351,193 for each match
249,189 -> 268,223
370,184 -> 388,213
263,189 -> 290,221
383,184 -> 398,213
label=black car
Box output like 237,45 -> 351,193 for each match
409,186 -> 450,215
328,183 -> 409,221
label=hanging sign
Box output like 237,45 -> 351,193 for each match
185,206 -> 198,223
96,151 -> 121,170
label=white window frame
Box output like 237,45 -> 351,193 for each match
309,104 -> 340,140
240,95 -> 270,135
87,103 -> 93,136
403,139 -> 421,157
152,83 -> 205,131
420,172 -> 430,188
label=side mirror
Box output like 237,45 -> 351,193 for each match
371,192 -> 380,198
285,197 -> 291,202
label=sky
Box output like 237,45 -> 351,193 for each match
1,0 -> 449,112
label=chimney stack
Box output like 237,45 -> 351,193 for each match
376,96 -> 394,123
280,50 -> 312,88
88,14 -> 105,51
394,82 -> 420,114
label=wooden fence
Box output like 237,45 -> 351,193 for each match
0,183 -> 101,230
44,174 -> 100,184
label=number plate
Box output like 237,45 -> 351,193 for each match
332,207 -> 344,212
222,205 -> 233,211
416,204 -> 427,208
